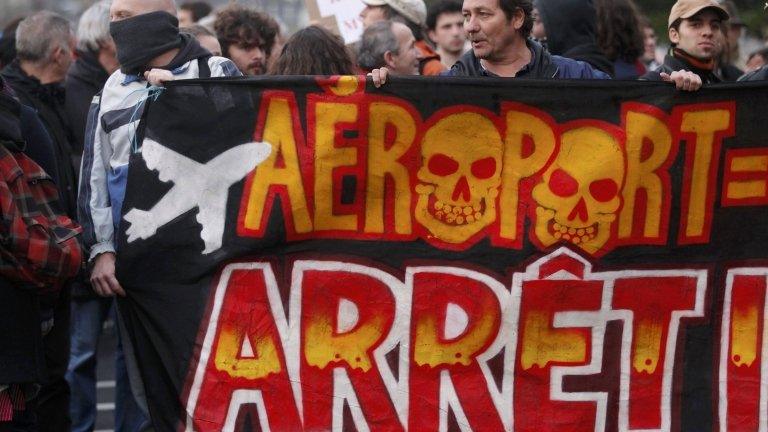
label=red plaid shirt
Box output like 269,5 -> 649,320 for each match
0,385 -> 25,421
0,144 -> 82,292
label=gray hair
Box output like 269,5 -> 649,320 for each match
15,11 -> 73,63
357,21 -> 400,71
77,0 -> 112,52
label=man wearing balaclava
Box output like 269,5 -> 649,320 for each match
77,0 -> 240,424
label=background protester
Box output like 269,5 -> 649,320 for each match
358,20 -> 421,75
594,0 -> 646,79
0,18 -> 24,70
640,16 -> 662,71
360,0 -> 446,75
715,25 -> 744,81
65,0 -> 117,155
1,13 -> 81,431
746,47 -> 768,72
426,0 -> 467,69
536,0 -> 614,76
182,24 -> 222,56
178,1 -> 212,27
641,0 -> 729,85
270,25 -> 356,75
712,1 -> 744,81
213,4 -> 279,76
720,0 -> 747,69
0,77 -> 49,432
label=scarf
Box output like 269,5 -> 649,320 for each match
673,48 -> 715,71
109,11 -> 183,76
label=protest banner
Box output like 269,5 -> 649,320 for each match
116,76 -> 768,431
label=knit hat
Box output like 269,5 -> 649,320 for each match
361,0 -> 427,26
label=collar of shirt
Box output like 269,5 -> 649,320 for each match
121,62 -> 191,86
477,46 -> 536,78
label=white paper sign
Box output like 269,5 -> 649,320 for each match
312,0 -> 366,44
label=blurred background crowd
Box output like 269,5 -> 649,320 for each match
2,0 -> 768,72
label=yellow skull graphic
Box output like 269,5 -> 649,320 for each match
531,126 -> 625,255
415,112 -> 502,244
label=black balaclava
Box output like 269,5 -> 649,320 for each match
109,11 -> 183,75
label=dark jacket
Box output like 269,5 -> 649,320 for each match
717,63 -> 743,82
641,50 -> 721,84
446,39 -> 610,79
739,65 -> 768,81
2,61 -> 78,219
65,50 -> 110,154
537,0 -> 614,77
0,86 -> 47,385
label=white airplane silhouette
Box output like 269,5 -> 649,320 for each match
123,138 -> 272,254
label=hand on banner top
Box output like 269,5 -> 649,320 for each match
144,68 -> 175,86
368,67 -> 390,88
660,70 -> 703,91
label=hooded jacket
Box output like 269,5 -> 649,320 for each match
446,38 -> 609,79
537,0 -> 614,77
641,50 -> 721,84
65,50 -> 111,155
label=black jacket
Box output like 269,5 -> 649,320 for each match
0,86 -> 47,385
66,50 -> 110,155
447,39 -> 609,79
641,51 -> 721,84
717,63 -> 743,82
2,60 -> 78,219
537,0 -> 614,77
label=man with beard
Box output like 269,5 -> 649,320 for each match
213,4 -> 279,76
78,0 -> 240,425
641,0 -> 729,85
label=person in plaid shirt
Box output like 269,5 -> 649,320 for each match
0,78 -> 82,430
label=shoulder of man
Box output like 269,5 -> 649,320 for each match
550,55 -> 610,79
738,66 -> 768,82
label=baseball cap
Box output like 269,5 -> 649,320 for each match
361,0 -> 427,26
668,0 -> 729,28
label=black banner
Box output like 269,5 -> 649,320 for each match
117,76 -> 768,431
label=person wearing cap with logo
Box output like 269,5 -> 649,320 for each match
641,0 -> 729,87
360,0 -> 447,75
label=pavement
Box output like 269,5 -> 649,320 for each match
94,322 -> 117,432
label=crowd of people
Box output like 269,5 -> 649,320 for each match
0,0 -> 766,430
